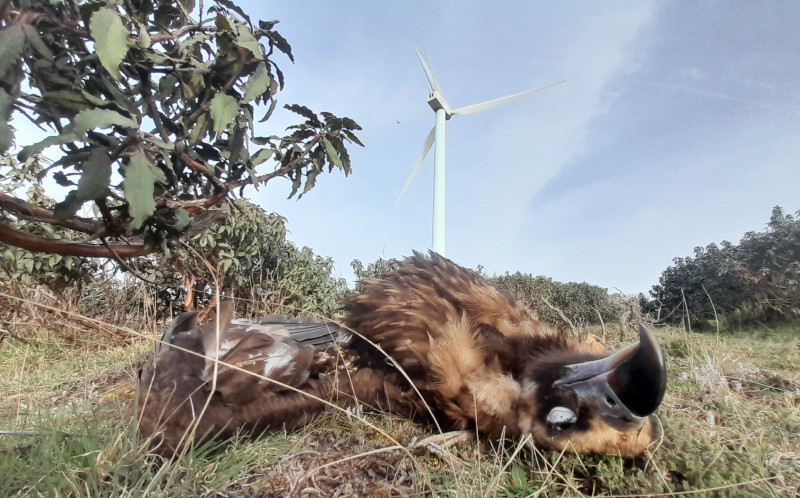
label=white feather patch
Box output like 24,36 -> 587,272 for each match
261,342 -> 294,378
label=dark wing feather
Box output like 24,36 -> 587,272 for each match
137,307 -> 346,455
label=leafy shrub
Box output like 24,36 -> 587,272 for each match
1,159 -> 103,302
1,194 -> 347,320
488,272 -> 618,329
134,199 -> 347,316
349,256 -> 402,294
646,206 -> 800,329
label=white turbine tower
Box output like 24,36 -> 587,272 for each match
398,49 -> 564,256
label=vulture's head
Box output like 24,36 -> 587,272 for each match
517,325 -> 666,458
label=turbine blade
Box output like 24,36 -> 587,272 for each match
450,80 -> 565,115
415,49 -> 444,95
396,127 -> 436,205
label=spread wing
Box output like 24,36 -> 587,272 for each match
137,304 -> 345,455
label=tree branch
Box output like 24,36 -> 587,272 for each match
149,24 -> 216,43
0,222 -> 157,258
0,193 -> 101,235
227,134 -> 322,190
179,153 -> 229,195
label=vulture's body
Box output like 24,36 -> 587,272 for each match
139,252 -> 666,458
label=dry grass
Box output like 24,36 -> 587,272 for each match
1,285 -> 798,497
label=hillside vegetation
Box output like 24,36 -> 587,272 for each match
646,207 -> 800,330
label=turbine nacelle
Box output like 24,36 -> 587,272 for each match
426,90 -> 452,118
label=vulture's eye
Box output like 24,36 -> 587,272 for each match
546,406 -> 577,431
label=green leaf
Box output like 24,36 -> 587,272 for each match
300,166 -> 320,198
180,0 -> 196,12
0,121 -> 10,154
288,169 -> 301,198
216,0 -> 251,24
244,165 -> 259,189
267,30 -> 293,62
0,90 -> 12,154
229,124 -> 244,163
44,90 -> 91,112
173,208 -> 191,230
137,22 -> 151,49
209,94 -> 239,134
234,25 -> 263,60
18,132 -> 80,161
0,25 -> 25,77
341,117 -> 362,130
72,108 -> 138,138
75,148 -> 111,200
189,112 -> 209,145
53,191 -> 84,221
80,90 -> 111,107
328,135 -> 351,174
342,129 -> 365,147
143,136 -> 175,150
323,138 -> 342,168
250,148 -> 274,166
258,97 -> 278,123
242,63 -> 270,103
21,24 -> 53,59
285,104 -> 320,125
89,8 -> 130,80
124,154 -> 165,229
509,465 -> 527,488
215,13 -> 233,31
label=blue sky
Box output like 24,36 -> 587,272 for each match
239,1 -> 800,294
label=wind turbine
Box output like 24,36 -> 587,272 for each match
398,49 -> 564,256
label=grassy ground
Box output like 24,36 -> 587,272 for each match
0,299 -> 798,496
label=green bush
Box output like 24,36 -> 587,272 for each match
646,206 -> 800,329
137,199 -> 346,316
487,272 -> 617,329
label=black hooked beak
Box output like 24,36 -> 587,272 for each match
553,325 -> 667,431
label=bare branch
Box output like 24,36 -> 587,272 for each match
0,193 -> 101,235
0,222 -> 157,258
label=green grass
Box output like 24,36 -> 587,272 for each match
1,317 -> 798,496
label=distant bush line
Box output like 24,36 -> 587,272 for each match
3,199 -> 797,333
644,206 -> 800,330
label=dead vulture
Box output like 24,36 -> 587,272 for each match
138,251 -> 666,458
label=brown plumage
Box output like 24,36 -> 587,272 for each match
138,251 -> 666,458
